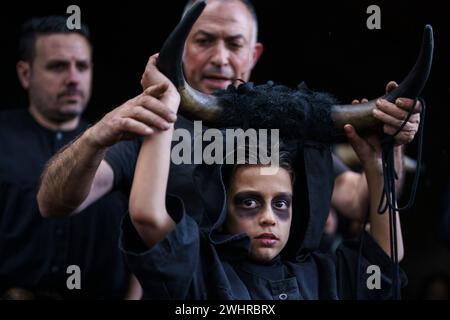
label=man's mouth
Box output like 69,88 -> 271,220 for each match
58,90 -> 84,99
202,75 -> 233,89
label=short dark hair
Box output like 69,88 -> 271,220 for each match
183,0 -> 259,41
223,143 -> 296,193
19,15 -> 91,62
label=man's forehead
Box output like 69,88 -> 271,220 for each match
191,0 -> 254,39
34,34 -> 91,61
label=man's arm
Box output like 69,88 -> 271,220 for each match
37,131 -> 112,217
37,69 -> 178,218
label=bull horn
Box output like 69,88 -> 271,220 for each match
331,25 -> 434,133
157,0 -> 223,124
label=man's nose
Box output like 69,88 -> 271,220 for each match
65,64 -> 81,85
210,41 -> 230,67
259,207 -> 276,226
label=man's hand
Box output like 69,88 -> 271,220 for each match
87,54 -> 180,148
373,81 -> 421,145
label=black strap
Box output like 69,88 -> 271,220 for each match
377,97 -> 426,300
356,97 -> 426,300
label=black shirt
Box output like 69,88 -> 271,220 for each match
0,108 -> 128,299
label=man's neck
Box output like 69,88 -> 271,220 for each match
29,105 -> 80,132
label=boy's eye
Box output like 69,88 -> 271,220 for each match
273,201 -> 287,209
241,199 -> 259,209
273,199 -> 291,211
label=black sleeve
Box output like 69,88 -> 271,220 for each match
119,196 -> 204,299
104,138 -> 142,195
332,153 -> 350,180
335,232 -> 408,300
439,183 -> 450,249
442,207 -> 450,249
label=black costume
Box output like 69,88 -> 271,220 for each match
119,131 -> 406,300
0,108 -> 129,299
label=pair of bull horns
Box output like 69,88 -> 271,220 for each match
157,0 -> 434,134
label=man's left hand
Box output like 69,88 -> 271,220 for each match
372,81 -> 422,146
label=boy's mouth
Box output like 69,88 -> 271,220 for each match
254,233 -> 279,246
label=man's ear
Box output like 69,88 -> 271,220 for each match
251,42 -> 264,69
16,61 -> 31,89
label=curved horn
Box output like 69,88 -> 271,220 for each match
331,25 -> 434,133
157,0 -> 224,124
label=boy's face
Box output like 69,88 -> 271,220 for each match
226,165 -> 293,262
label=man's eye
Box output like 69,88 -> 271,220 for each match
195,38 -> 212,46
77,62 -> 90,72
228,42 -> 243,50
47,63 -> 67,72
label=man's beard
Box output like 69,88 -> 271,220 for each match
35,99 -> 87,124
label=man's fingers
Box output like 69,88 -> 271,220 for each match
136,95 -> 177,123
125,105 -> 172,131
376,99 -> 410,121
119,117 -> 154,136
373,110 -> 418,131
395,98 -> 422,113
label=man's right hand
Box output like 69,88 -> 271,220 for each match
86,87 -> 178,148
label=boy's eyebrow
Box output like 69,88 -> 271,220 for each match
233,191 -> 293,199
233,191 -> 263,200
274,192 -> 293,199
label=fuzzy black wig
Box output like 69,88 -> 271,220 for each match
215,81 -> 338,142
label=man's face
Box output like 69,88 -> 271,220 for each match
183,0 -> 263,94
226,165 -> 293,262
18,33 -> 92,123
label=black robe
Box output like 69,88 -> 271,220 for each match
120,138 -> 407,300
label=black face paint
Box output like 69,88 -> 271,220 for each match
232,191 -> 292,221
271,193 -> 292,221
233,192 -> 262,218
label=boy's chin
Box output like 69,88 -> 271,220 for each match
250,248 -> 280,262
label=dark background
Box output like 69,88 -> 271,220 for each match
0,0 -> 449,299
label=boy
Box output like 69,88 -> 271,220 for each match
120,54 -> 406,300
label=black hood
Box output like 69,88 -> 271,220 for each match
191,137 -> 334,257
